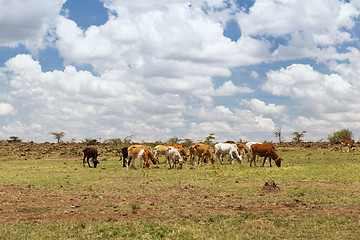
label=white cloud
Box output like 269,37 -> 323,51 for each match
0,0 -> 65,52
213,81 -> 254,96
0,103 -> 15,115
263,64 -> 360,122
241,99 -> 285,115
236,0 -> 360,60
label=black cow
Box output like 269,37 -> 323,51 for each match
119,146 -> 131,167
83,147 -> 100,168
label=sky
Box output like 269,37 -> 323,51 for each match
1,0 -> 360,143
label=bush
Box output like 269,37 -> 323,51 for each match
328,129 -> 353,144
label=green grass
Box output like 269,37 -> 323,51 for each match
0,146 -> 360,239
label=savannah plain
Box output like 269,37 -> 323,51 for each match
0,141 -> 360,239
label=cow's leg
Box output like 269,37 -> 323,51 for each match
167,156 -> 172,169
262,157 -> 267,167
218,155 -> 224,165
131,156 -> 137,169
87,157 -> 92,168
83,156 -> 86,167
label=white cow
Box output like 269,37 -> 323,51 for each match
166,146 -> 184,169
215,143 -> 242,165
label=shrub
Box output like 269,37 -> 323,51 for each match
328,129 -> 353,144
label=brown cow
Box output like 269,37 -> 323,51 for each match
83,147 -> 100,168
251,143 -> 281,167
167,143 -> 188,161
235,143 -> 249,158
127,145 -> 158,169
193,143 -> 216,165
340,139 -> 355,152
189,144 -> 196,163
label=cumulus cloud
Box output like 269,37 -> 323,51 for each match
0,0 -> 65,52
263,64 -> 360,122
0,103 -> 15,115
240,99 -> 285,115
237,0 -> 360,60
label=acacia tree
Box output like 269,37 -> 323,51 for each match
204,133 -> 215,145
8,136 -> 22,143
50,132 -> 65,143
292,131 -> 307,143
273,127 -> 282,143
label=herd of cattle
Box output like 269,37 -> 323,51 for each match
82,142 -> 282,169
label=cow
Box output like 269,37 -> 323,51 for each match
189,144 -> 196,163
167,143 -> 188,161
251,143 -> 281,167
83,147 -> 100,168
235,143 -> 249,158
214,143 -> 242,165
127,145 -> 158,169
119,146 -> 130,167
193,143 -> 216,165
154,145 -> 169,163
246,141 -> 261,161
339,139 -> 355,152
166,146 -> 184,169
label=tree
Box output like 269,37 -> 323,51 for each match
328,129 -> 354,144
167,137 -> 181,144
50,132 -> 65,143
182,138 -> 194,148
273,127 -> 282,143
204,133 -> 215,145
292,131 -> 307,143
8,136 -> 22,143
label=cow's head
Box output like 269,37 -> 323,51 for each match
93,159 -> 100,168
210,155 -> 216,164
275,158 -> 282,167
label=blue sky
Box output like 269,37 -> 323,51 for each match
1,0 -> 360,143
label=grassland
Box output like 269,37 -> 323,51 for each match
0,142 -> 359,239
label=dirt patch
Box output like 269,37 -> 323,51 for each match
1,182 -> 359,225
260,180 -> 280,194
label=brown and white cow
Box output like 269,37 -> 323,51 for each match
251,143 -> 281,167
339,139 -> 356,152
167,143 -> 188,161
235,143 -> 249,159
127,145 -> 158,169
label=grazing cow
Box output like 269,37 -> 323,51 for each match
214,143 -> 242,165
235,143 -> 249,158
167,143 -> 188,161
166,146 -> 184,169
154,145 -> 169,162
127,145 -> 158,169
251,143 -> 281,167
245,141 -> 261,161
83,147 -> 100,168
193,143 -> 216,165
340,139 -> 355,152
189,144 -> 196,163
119,146 -> 130,167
